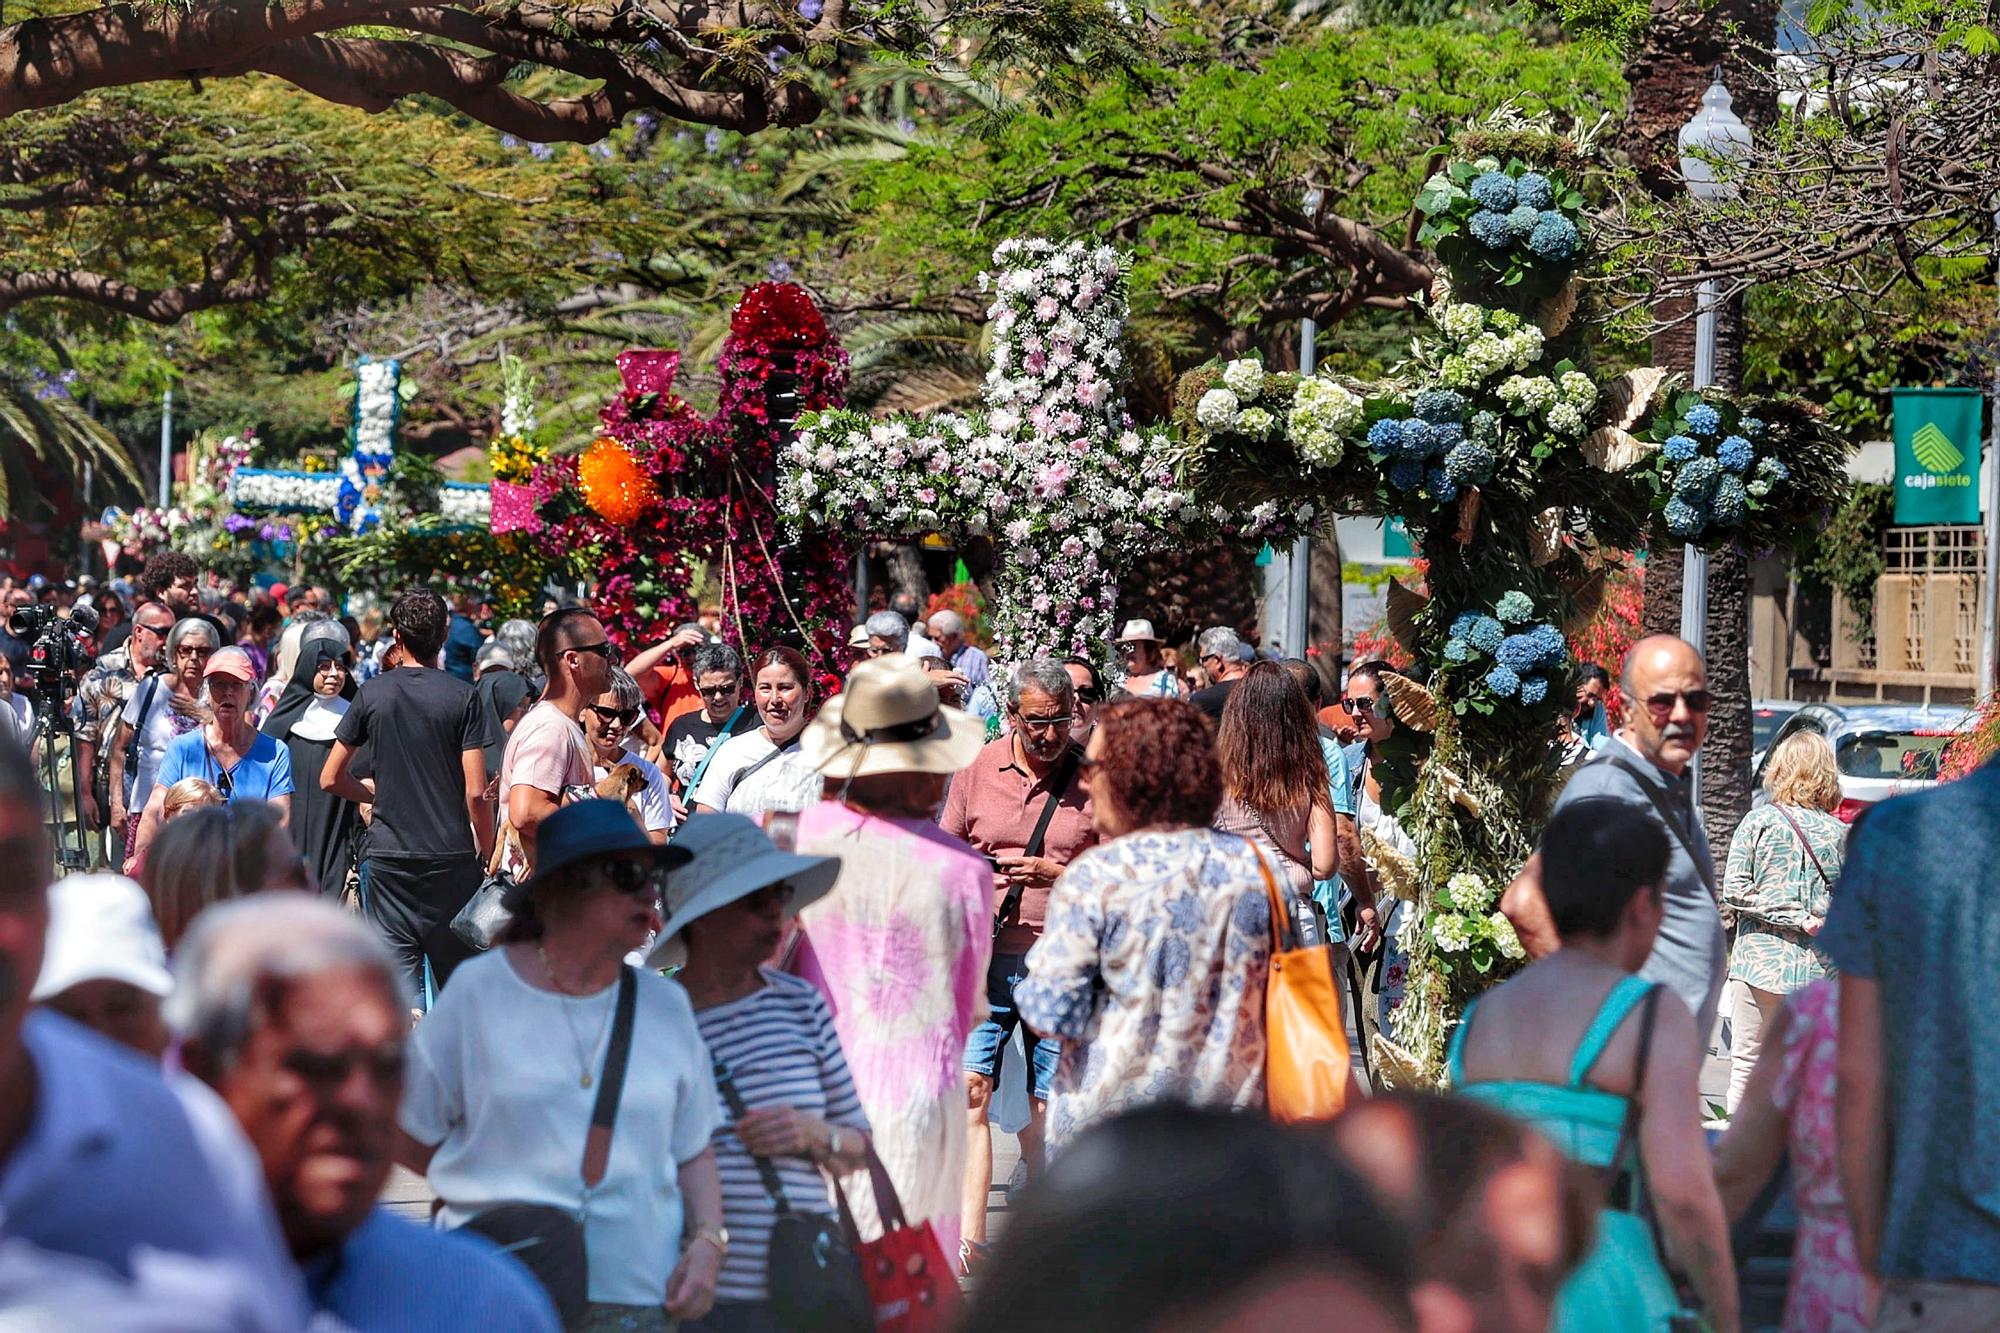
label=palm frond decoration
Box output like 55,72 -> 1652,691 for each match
0,379 -> 142,520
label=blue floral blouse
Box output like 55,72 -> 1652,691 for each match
1016,827 -> 1274,1151
1722,803 -> 1845,993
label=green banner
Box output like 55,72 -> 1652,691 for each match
1892,388 -> 1984,525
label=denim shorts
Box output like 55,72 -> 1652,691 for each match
962,951 -> 1060,1102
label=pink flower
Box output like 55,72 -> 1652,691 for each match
1034,296 -> 1060,321
1068,437 -> 1091,457
1024,351 -> 1047,375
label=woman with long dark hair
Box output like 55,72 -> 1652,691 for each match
690,646 -> 824,817
261,620 -> 363,897
1213,661 -> 1337,901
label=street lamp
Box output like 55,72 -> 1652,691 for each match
1676,70 -> 1750,801
1286,187 -> 1324,662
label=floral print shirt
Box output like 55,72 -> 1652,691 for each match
1723,803 -> 1844,993
1017,827 -> 1274,1151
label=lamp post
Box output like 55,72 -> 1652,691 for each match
1676,71 -> 1752,801
1979,206 -> 2000,695
1267,188 -> 1325,657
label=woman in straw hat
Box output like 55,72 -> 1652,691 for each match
788,657 -> 990,1262
651,814 -> 869,1332
1114,619 -> 1180,699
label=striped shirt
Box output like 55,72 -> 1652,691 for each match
694,969 -> 870,1304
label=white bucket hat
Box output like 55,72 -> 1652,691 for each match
1116,619 -> 1161,644
801,657 -> 985,782
646,813 -> 840,969
33,874 -> 173,1002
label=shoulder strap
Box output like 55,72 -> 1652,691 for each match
581,967 -> 638,1189
717,737 -> 792,808
125,674 -> 164,774
1602,753 -> 1716,895
684,704 -> 749,795
1771,804 -> 1832,887
1569,975 -> 1658,1087
1023,745 -> 1082,860
713,1058 -> 793,1214
1602,984 -> 1664,1187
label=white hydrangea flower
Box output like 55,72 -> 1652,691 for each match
1546,402 -> 1586,436
1196,388 -> 1241,431
1559,371 -> 1599,409
1439,302 -> 1486,342
1431,913 -> 1473,952
1236,407 -> 1275,438
1221,358 -> 1265,401
1444,871 -> 1494,914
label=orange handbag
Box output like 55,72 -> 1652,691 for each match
1255,849 -> 1354,1122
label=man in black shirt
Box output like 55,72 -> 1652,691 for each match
322,590 -> 493,999
1188,625 -> 1252,721
660,642 -> 754,813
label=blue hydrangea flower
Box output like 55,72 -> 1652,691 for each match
1465,616 -> 1505,653
1469,209 -> 1514,249
1519,674 -> 1551,705
1664,496 -> 1707,537
1449,611 -> 1484,641
1757,455 -> 1790,483
1485,665 -> 1521,698
1388,459 -> 1424,491
1717,435 -> 1754,473
1526,212 -> 1579,262
1413,389 -> 1468,423
1444,440 -> 1497,485
1444,638 -> 1474,663
1527,624 -> 1568,668
1399,422 -> 1436,460
1424,421 -> 1465,455
1469,410 -> 1501,440
1514,172 -> 1555,210
1427,468 -> 1459,502
1494,590 -> 1536,624
1685,403 -> 1722,437
1711,474 -> 1749,525
1663,434 -> 1699,462
1738,416 -> 1766,439
1505,204 -> 1541,238
1673,455 -> 1721,499
1468,171 -> 1518,212
1366,418 -> 1405,455
1495,634 -> 1542,673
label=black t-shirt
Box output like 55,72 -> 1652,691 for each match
661,704 -> 757,791
334,666 -> 491,859
1190,677 -> 1239,722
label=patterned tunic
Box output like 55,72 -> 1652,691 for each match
73,647 -> 142,751
1773,979 -> 1874,1332
1017,828 -> 1274,1151
1723,803 -> 1844,993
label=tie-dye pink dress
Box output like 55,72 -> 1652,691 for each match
791,800 -> 992,1256
1775,978 -> 1875,1332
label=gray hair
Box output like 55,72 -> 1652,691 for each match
928,609 -> 964,638
691,642 -> 743,681
476,640 -> 515,672
1008,658 -> 1077,711
1197,626 -> 1243,662
166,894 -> 410,1069
496,618 -> 538,665
166,617 -> 220,655
606,665 -> 646,712
864,610 -> 909,652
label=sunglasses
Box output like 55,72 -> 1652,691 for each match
601,858 -> 661,897
569,640 -> 614,660
215,766 -> 234,798
696,682 -> 740,698
176,645 -> 215,660
1643,689 -> 1712,718
1341,696 -> 1376,714
283,1042 -> 405,1091
587,704 -> 640,727
1016,713 -> 1074,731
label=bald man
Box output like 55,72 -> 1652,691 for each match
1502,634 -> 1725,1037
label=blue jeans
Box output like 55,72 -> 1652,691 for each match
963,951 -> 1060,1102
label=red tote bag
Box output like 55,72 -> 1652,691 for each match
832,1146 -> 959,1332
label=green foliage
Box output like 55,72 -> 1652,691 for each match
1798,482 -> 1894,641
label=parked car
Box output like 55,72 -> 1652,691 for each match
1751,703 -> 1972,821
1749,699 -> 1806,774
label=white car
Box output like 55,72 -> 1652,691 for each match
1751,703 -> 1973,821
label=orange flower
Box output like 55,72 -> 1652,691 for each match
578,436 -> 656,525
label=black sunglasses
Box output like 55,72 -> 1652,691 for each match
569,640 -> 614,660
1644,689 -> 1712,717
601,858 -> 661,897
1341,696 -> 1376,713
587,704 -> 640,727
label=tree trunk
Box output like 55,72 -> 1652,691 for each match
884,543 -> 928,607
1311,530 -> 1345,699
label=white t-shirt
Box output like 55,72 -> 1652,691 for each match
688,729 -> 823,817
400,950 -> 720,1306
594,751 -> 673,834
118,679 -> 182,810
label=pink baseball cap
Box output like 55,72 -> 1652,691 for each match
202,646 -> 258,683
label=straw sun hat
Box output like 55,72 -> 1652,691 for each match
801,657 -> 985,782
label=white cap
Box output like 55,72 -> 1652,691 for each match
32,874 -> 174,1002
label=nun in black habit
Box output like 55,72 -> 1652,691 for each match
261,620 -> 363,897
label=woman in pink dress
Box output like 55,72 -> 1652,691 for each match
788,657 -> 991,1258
1714,976 -> 1877,1331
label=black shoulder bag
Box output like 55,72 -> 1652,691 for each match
994,745 -> 1082,941
713,1059 -> 873,1332
457,965 -> 638,1327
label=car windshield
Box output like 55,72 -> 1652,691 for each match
1753,706 -> 1799,754
1835,729 -> 1956,782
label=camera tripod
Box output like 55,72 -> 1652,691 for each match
30,682 -> 95,874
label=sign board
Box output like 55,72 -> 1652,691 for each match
1384,517 -> 1415,558
1892,388 -> 1984,525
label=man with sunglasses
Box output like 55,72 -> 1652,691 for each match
1188,625 -> 1252,721
1501,634 -> 1726,1041
499,607 -> 612,872
75,599 -> 176,848
324,590 -> 495,998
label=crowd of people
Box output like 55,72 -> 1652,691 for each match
2,550 -> 1997,1333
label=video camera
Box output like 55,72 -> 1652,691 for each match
8,601 -> 98,711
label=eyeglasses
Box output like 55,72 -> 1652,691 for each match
601,858 -> 661,897
215,766 -> 234,798
1642,689 -> 1712,719
175,645 -> 214,660
1341,696 -> 1377,714
864,644 -> 895,658
587,704 -> 640,727
283,1042 -> 405,1091
1016,714 -> 1073,732
696,682 -> 740,698
569,640 -> 614,660
134,621 -> 171,638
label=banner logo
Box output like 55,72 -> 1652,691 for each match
1910,421 -> 1965,476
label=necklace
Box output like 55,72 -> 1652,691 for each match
538,944 -> 614,1089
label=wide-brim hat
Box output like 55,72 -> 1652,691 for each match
646,812 -> 841,968
1116,619 -> 1160,644
509,798 -> 690,906
801,657 -> 984,781
846,623 -> 871,650
33,874 -> 173,1001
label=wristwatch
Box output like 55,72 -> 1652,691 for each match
691,1223 -> 729,1257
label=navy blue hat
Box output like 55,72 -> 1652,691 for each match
515,799 -> 689,898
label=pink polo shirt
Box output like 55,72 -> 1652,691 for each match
939,734 -> 1096,954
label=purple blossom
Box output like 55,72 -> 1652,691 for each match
798,0 -> 823,17
765,258 -> 795,282
704,128 -> 723,154
499,134 -> 520,150
528,142 -> 553,160
591,141 -> 614,159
